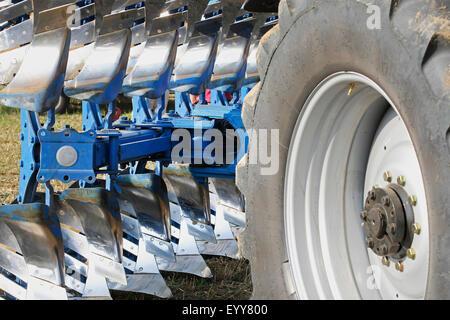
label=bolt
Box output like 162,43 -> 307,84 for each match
387,223 -> 396,234
408,195 -> 417,206
412,222 -> 421,235
382,256 -> 390,267
382,196 -> 391,207
383,171 -> 392,182
360,210 -> 368,220
395,261 -> 404,272
406,248 -> 416,260
366,238 -> 374,249
369,190 -> 376,200
397,175 -> 406,186
380,245 -> 388,255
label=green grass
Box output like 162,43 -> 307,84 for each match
0,102 -> 252,300
112,256 -> 252,300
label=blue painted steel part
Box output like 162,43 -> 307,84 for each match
10,1 -> 279,209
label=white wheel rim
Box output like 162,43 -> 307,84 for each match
284,72 -> 429,300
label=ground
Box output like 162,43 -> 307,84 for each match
0,102 -> 252,300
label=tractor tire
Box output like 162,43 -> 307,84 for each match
237,0 -> 449,299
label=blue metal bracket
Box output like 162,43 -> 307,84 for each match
82,100 -> 104,131
38,128 -> 98,184
17,110 -> 40,204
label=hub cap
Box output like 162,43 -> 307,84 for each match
362,184 -> 414,259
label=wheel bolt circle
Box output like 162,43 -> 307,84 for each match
397,175 -> 406,186
383,171 -> 392,182
412,222 -> 421,235
407,248 -> 416,260
408,195 -> 417,206
395,261 -> 404,272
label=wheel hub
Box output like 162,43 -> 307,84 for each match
362,185 -> 414,259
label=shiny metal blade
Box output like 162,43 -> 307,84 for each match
184,0 -> 210,43
164,167 -> 217,243
197,198 -> 240,258
60,226 -> 112,299
109,213 -> 172,297
156,255 -> 212,279
157,202 -> 212,278
108,237 -> 172,298
0,203 -> 67,300
0,45 -> 29,85
209,177 -> 245,213
116,174 -> 171,241
118,273 -> 172,298
0,4 -> 73,113
54,195 -> 113,299
210,178 -> 246,229
59,188 -> 126,285
115,174 -> 175,261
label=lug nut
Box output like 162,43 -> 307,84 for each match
407,248 -> 416,260
369,190 -> 376,200
383,171 -> 392,182
382,196 -> 391,206
382,256 -> 390,267
395,261 -> 404,272
412,222 -> 421,235
380,245 -> 388,255
397,175 -> 406,186
408,195 -> 417,206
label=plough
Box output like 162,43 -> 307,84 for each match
0,0 -> 277,299
2,0 -> 447,301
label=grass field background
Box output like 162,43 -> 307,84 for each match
0,102 -> 252,300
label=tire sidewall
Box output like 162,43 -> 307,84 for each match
246,0 -> 449,299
